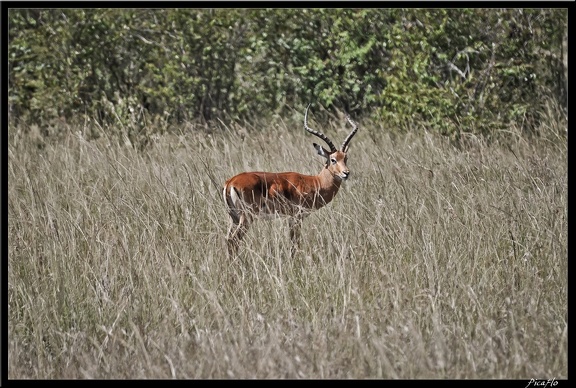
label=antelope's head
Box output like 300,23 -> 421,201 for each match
304,104 -> 358,181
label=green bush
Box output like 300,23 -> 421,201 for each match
8,8 -> 567,141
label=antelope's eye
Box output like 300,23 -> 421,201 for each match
331,158 -> 337,164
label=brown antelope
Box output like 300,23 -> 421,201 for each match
222,105 -> 358,257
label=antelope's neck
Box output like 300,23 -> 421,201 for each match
314,167 -> 342,205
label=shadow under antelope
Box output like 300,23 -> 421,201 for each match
222,105 -> 358,257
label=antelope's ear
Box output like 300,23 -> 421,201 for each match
313,143 -> 330,158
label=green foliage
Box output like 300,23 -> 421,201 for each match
375,9 -> 568,138
8,8 -> 568,141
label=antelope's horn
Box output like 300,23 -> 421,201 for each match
341,113 -> 358,151
304,104 -> 337,153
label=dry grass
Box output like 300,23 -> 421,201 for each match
8,114 -> 567,379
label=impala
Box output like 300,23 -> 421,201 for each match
223,104 -> 358,257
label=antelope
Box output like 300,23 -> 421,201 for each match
222,105 -> 358,257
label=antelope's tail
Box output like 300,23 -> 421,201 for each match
223,183 -> 241,223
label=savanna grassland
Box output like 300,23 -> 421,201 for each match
8,108 -> 567,379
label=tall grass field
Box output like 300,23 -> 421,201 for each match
8,109 -> 567,379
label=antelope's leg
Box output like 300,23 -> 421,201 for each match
289,217 -> 302,258
227,213 -> 250,257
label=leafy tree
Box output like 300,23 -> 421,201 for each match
8,8 -> 567,142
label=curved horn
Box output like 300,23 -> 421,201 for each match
341,113 -> 358,151
304,104 -> 337,153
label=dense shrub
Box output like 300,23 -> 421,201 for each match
8,8 -> 568,139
